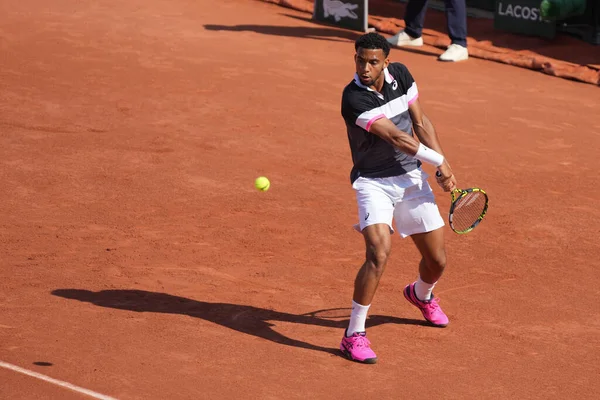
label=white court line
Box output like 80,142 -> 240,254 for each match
0,361 -> 118,400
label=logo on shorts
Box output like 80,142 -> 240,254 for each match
364,213 -> 370,220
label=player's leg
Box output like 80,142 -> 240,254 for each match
341,177 -> 395,364
393,178 -> 449,326
412,227 -> 446,291
403,228 -> 449,326
410,227 -> 447,299
341,224 -> 391,364
353,223 -> 392,307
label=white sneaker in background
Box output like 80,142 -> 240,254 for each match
438,44 -> 469,62
386,31 -> 424,47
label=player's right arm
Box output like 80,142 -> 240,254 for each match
368,118 -> 451,177
342,88 -> 447,177
368,118 -> 454,191
368,117 -> 420,156
342,89 -> 421,155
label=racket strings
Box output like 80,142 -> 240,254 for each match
452,192 -> 486,232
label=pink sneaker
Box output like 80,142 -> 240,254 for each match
340,332 -> 377,364
403,282 -> 449,327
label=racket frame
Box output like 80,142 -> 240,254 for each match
448,187 -> 489,234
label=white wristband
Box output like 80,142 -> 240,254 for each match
414,143 -> 444,167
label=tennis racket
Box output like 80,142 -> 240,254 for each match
436,172 -> 489,234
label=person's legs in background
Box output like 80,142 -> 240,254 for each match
387,0 -> 468,62
404,0 -> 429,39
438,0 -> 469,61
386,0 -> 428,47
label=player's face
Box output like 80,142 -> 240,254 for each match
354,48 -> 389,87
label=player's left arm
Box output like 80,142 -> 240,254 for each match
409,99 -> 457,191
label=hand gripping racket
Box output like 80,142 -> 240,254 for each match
437,172 -> 489,234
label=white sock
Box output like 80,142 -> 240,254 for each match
346,300 -> 370,336
415,276 -> 436,301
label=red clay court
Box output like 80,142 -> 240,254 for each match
1,0 -> 599,399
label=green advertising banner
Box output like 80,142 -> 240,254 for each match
494,0 -> 557,38
541,0 -> 587,20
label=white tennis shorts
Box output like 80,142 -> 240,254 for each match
352,168 -> 445,238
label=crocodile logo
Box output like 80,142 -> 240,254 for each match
323,0 -> 359,22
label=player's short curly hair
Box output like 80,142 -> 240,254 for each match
354,32 -> 390,57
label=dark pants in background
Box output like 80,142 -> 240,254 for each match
403,0 -> 468,47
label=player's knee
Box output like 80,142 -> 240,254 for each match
366,245 -> 390,272
427,250 -> 447,272
363,225 -> 392,274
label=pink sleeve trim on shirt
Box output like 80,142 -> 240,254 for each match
365,114 -> 386,131
408,93 -> 419,106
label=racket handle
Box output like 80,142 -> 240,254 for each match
436,170 -> 458,194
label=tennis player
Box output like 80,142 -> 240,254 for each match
339,32 -> 458,364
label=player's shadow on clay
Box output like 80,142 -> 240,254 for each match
51,289 -> 429,356
203,23 -> 361,43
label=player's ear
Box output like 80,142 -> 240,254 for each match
383,57 -> 390,68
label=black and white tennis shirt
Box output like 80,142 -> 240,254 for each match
341,62 -> 420,184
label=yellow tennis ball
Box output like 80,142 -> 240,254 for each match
254,176 -> 270,191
